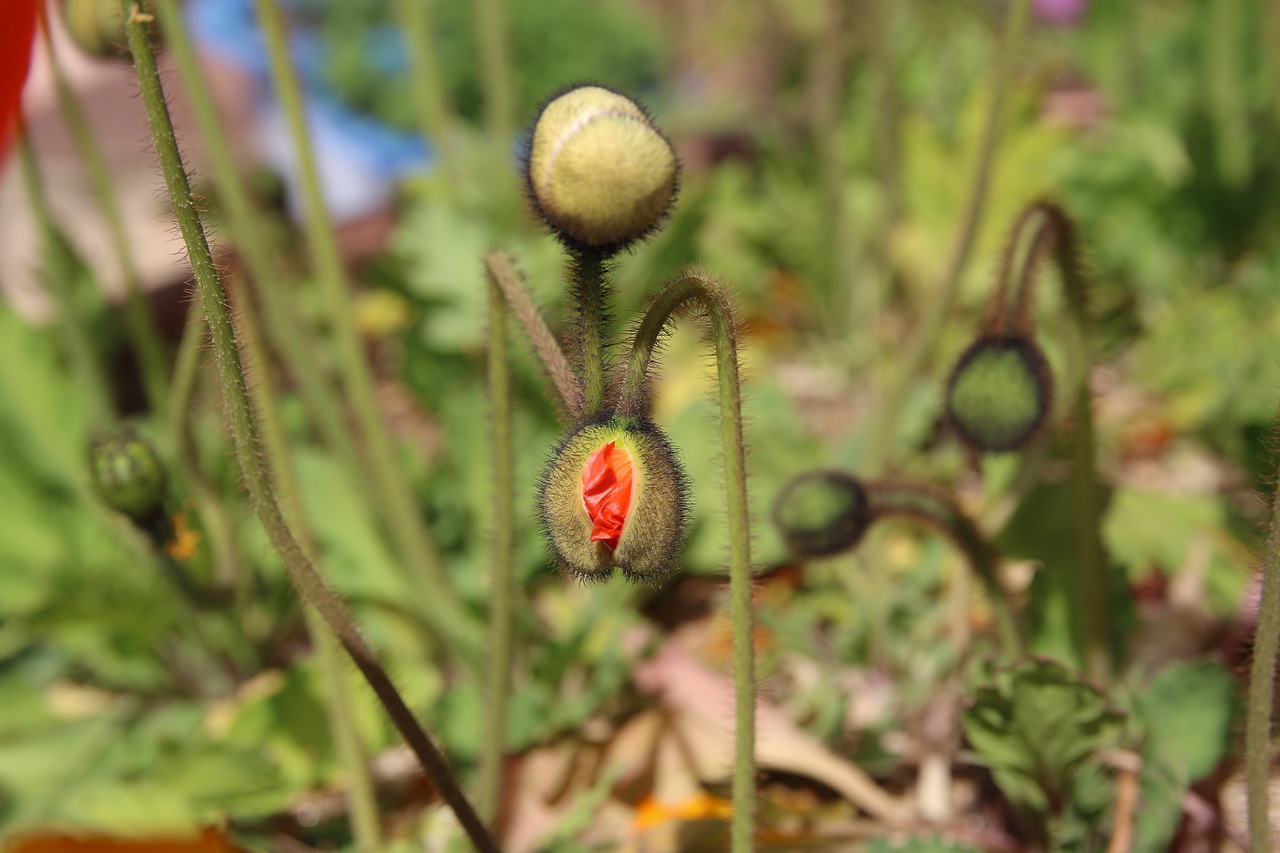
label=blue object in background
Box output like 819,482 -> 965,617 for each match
188,0 -> 432,222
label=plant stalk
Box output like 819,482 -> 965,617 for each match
484,251 -> 581,418
478,268 -> 515,827
38,14 -> 169,410
120,8 -> 495,849
572,250 -> 611,420
252,0 -> 482,663
620,269 -> 756,852
1246,487 -> 1280,851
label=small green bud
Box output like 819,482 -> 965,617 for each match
945,335 -> 1053,453
88,428 -> 167,519
539,418 -> 689,582
524,85 -> 678,253
61,0 -> 156,59
773,471 -> 871,558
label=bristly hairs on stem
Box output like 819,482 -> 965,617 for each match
1245,421 -> 1280,851
118,5 -> 497,849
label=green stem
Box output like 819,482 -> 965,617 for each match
39,16 -> 169,410
393,0 -> 462,199
863,479 -> 1022,659
154,0 -> 360,478
119,9 -> 495,850
864,0 -> 1029,470
484,252 -> 581,418
472,0 -> 516,153
252,0 -> 482,663
1246,489 -> 1280,852
620,269 -> 755,852
572,250 -> 611,420
1007,202 -> 1110,683
16,127 -> 113,422
478,271 -> 515,827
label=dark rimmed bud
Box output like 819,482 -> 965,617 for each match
524,85 -> 678,254
539,418 -> 689,582
88,427 -> 166,519
945,334 -> 1053,453
773,470 -> 871,559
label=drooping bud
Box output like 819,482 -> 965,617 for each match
87,427 -> 167,519
539,418 -> 689,581
945,334 -> 1053,453
524,85 -> 678,253
773,470 -> 871,559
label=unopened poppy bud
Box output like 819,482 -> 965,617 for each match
88,427 -> 167,519
524,85 -> 678,252
773,471 -> 871,558
61,0 -> 157,59
539,418 -> 689,581
945,334 -> 1053,453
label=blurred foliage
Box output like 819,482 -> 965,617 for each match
4,0 -> 1278,848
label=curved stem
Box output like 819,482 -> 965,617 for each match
863,479 -> 1023,659
478,271 -> 515,827
252,0 -> 481,663
864,0 -> 1030,470
120,9 -> 496,850
620,269 -> 756,852
1009,203 -> 1110,684
484,252 -> 581,418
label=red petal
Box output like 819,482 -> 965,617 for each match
581,441 -> 634,550
0,0 -> 39,157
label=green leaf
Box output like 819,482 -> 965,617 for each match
1137,659 -> 1236,781
963,659 -> 1125,815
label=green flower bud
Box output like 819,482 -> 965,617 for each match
61,0 -> 156,59
539,418 -> 689,582
773,471 -> 871,558
524,85 -> 678,253
945,334 -> 1053,453
88,428 -> 167,519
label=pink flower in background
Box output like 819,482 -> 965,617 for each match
1034,0 -> 1088,26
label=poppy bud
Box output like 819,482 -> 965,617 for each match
539,418 -> 689,581
945,334 -> 1053,453
524,85 -> 678,253
773,470 -> 871,559
88,427 -> 167,519
61,0 -> 157,60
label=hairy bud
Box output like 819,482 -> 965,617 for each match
88,427 -> 167,519
539,418 -> 689,581
524,85 -> 678,253
945,334 -> 1053,453
773,471 -> 871,558
62,0 -> 156,59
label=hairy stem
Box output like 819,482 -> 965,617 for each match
120,8 -> 495,849
478,270 -> 515,827
38,14 -> 169,409
252,0 -> 482,662
572,250 -> 611,420
1247,486 -> 1280,851
484,252 -> 581,418
865,0 -> 1030,469
620,269 -> 756,852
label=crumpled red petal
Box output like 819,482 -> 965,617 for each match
581,441 -> 634,550
0,0 -> 39,158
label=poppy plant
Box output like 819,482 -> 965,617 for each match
1,0 -> 39,157
582,440 -> 634,550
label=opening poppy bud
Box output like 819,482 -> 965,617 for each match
945,334 -> 1053,453
524,85 -> 678,253
539,419 -> 689,582
773,471 -> 871,559
88,427 -> 167,519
